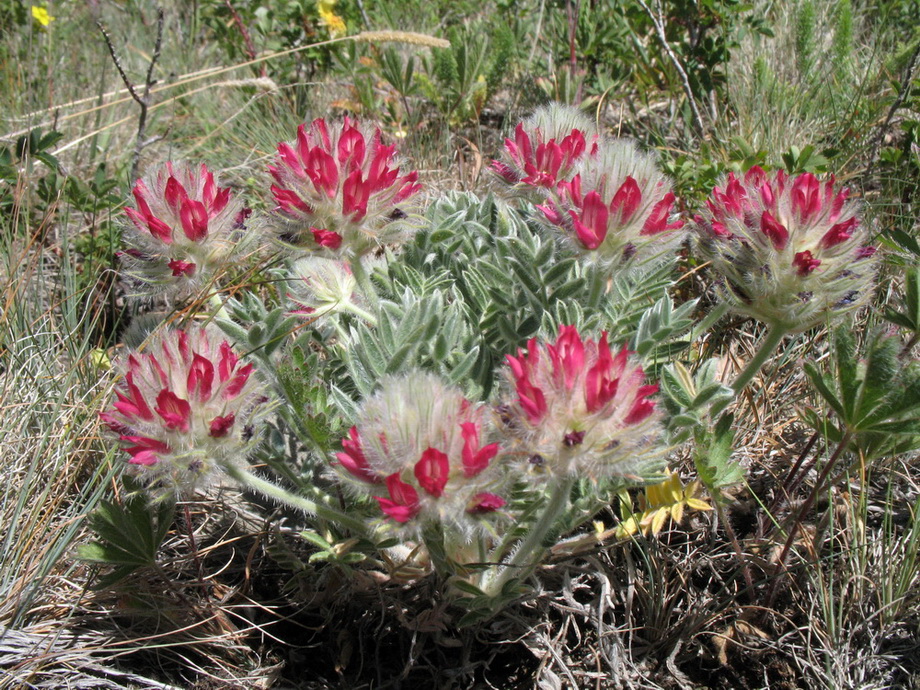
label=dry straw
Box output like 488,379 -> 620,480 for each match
354,30 -> 450,48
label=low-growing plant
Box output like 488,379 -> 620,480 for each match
78,102 -> 909,656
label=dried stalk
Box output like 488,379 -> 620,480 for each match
868,40 -> 920,169
635,0 -> 705,138
97,8 -> 165,181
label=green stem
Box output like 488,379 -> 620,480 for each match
689,302 -> 730,343
481,478 -> 575,598
341,300 -> 378,325
349,256 -> 379,310
731,323 -> 788,394
223,463 -> 369,535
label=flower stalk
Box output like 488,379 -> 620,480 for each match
731,322 -> 788,394
223,462 -> 371,535
480,477 -> 576,598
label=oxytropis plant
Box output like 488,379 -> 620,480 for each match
95,104 -> 880,623
99,327 -> 267,497
333,373 -> 507,543
268,116 -> 421,257
120,163 -> 252,299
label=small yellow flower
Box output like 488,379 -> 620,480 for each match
90,348 -> 112,371
616,469 -> 712,538
31,5 -> 54,28
317,0 -> 346,37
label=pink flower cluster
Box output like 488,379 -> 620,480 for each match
331,373 -> 506,532
694,168 -> 878,330
539,173 -> 683,251
491,105 -> 685,266
101,328 -> 266,495
270,117 -> 421,256
121,163 -> 249,296
501,325 -> 662,480
491,122 -> 595,190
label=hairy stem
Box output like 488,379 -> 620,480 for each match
208,293 -> 231,321
349,256 -> 379,311
689,301 -> 730,343
482,478 -> 575,598
731,323 -> 788,395
224,463 -> 369,535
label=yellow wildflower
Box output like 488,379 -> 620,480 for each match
616,469 -> 712,538
90,348 -> 112,371
31,5 -> 54,28
317,0 -> 346,38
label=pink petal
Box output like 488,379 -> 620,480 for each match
217,341 -> 238,383
548,324 -> 585,390
467,492 -> 506,514
624,384 -> 658,425
760,210 -> 789,250
223,363 -> 253,399
335,426 -> 380,484
610,176 -> 641,225
791,173 -> 822,223
793,250 -> 821,276
460,422 -> 498,477
342,169 -> 370,221
179,199 -> 209,242
154,390 -> 191,432
209,413 -> 236,438
376,473 -> 420,522
414,447 -> 449,498
187,353 -> 214,403
820,217 -> 858,249
571,190 -> 609,249
311,227 -> 343,249
641,192 -> 679,235
168,260 -> 196,277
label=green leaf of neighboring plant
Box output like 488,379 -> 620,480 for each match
78,495 -> 175,587
803,327 -> 920,459
884,266 -> 920,333
694,412 -> 744,494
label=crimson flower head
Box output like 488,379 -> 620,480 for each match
693,167 -> 878,331
269,117 -> 421,257
330,373 -> 507,536
500,325 -> 664,482
537,141 -> 686,267
490,103 -> 598,197
100,327 -> 268,497
120,163 -> 251,298
491,105 -> 685,268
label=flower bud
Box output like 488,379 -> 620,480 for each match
490,103 -> 599,198
269,117 -> 421,257
286,256 -> 364,319
537,141 -> 686,267
120,163 -> 251,298
330,373 -> 507,536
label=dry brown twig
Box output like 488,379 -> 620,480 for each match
634,0 -> 706,139
97,8 -> 165,181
